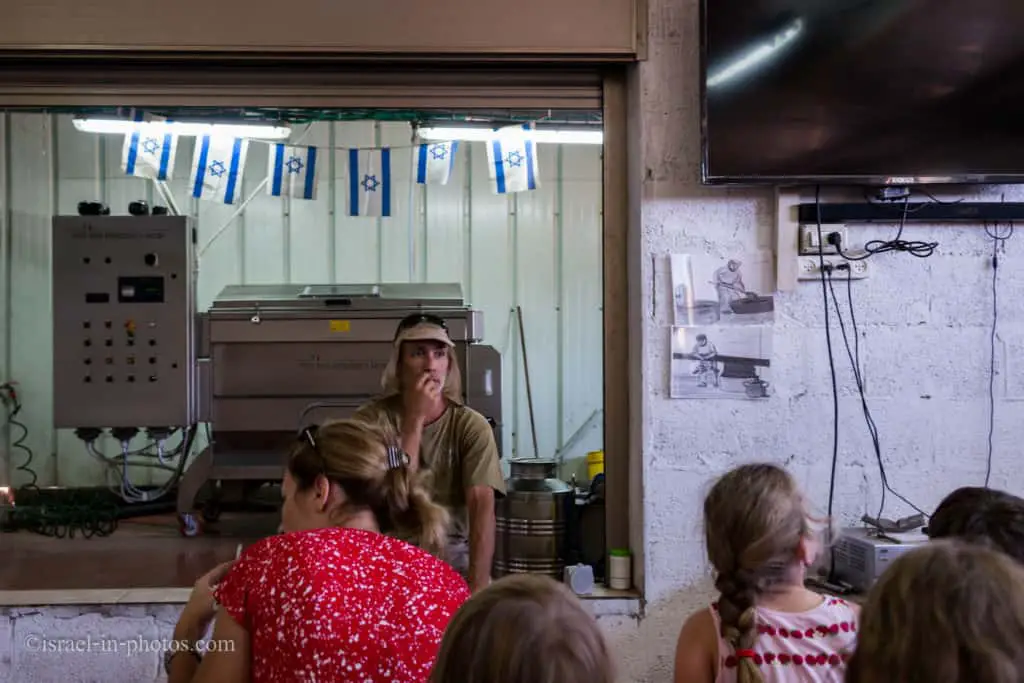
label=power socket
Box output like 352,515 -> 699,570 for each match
799,225 -> 847,256
797,256 -> 869,281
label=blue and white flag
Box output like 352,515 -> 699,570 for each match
267,144 -> 319,200
415,141 -> 458,185
486,123 -> 540,194
348,148 -> 392,217
120,125 -> 178,181
189,135 -> 249,205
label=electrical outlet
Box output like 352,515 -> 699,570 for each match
797,256 -> 869,281
799,225 -> 847,256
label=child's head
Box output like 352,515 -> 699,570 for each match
926,486 -> 1024,564
847,539 -> 1024,683
429,574 -> 615,683
704,463 -> 820,682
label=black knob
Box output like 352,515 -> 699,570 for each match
77,201 -> 110,216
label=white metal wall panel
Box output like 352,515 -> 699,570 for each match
0,113 -> 604,489
0,114 -> 7,488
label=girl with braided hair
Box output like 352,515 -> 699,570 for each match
673,463 -> 859,683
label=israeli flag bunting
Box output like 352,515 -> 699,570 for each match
189,135 -> 249,205
415,141 -> 459,185
486,122 -> 540,194
120,110 -> 178,181
267,144 -> 319,200
110,109 -> 553,209
348,148 -> 392,217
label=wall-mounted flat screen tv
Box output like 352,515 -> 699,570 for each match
700,0 -> 1024,186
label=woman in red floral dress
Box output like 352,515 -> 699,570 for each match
166,418 -> 471,683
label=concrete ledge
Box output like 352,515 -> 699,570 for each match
0,583 -> 642,608
0,586 -> 646,626
577,585 -> 644,617
583,596 -> 643,618
578,585 -> 640,600
0,588 -> 192,607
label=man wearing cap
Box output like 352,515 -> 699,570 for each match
353,313 -> 506,592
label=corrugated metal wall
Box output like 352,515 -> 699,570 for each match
0,113 -> 604,489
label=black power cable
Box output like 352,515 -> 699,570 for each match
835,195 -> 938,260
824,268 -> 926,519
1,382 -> 38,490
983,220 -> 1013,488
814,186 -> 842,579
0,381 -> 199,538
813,186 -> 941,528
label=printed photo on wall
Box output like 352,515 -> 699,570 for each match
670,250 -> 774,326
670,325 -> 773,400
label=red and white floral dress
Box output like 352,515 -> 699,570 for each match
214,526 -> 471,683
709,596 -> 859,683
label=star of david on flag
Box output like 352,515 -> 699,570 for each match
120,110 -> 178,181
267,144 -> 320,200
415,141 -> 459,186
348,148 -> 392,217
485,122 -> 540,194
189,135 -> 250,205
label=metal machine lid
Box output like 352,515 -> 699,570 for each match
504,458 -> 572,494
299,284 -> 381,299
209,283 -> 468,313
508,458 -> 561,479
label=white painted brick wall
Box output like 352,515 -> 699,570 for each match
2,606 -> 184,683
615,0 -> 1024,680
0,601 -> 643,683
0,618 -> 11,681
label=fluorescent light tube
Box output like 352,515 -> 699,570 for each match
706,18 -> 803,88
72,117 -> 292,140
418,126 -> 603,145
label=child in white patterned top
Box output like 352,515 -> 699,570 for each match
672,463 -> 859,683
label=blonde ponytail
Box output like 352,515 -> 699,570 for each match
383,466 -> 450,558
287,417 -> 450,557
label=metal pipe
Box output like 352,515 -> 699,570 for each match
516,305 -> 539,458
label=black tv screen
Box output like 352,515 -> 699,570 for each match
700,0 -> 1024,185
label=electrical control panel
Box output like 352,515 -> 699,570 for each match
52,215 -> 197,429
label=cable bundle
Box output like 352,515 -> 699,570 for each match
0,382 -> 193,539
4,488 -> 120,539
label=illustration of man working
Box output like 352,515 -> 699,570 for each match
691,334 -> 719,388
712,259 -> 746,314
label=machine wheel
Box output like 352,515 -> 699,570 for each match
178,512 -> 203,537
201,501 -> 222,524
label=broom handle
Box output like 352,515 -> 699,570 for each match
516,305 -> 540,459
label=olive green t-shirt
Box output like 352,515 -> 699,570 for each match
353,396 -> 506,540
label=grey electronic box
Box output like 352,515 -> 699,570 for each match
831,526 -> 928,592
51,215 -> 197,430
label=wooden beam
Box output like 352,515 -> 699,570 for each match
602,68 -> 630,562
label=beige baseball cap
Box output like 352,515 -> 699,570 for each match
393,314 -> 454,347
